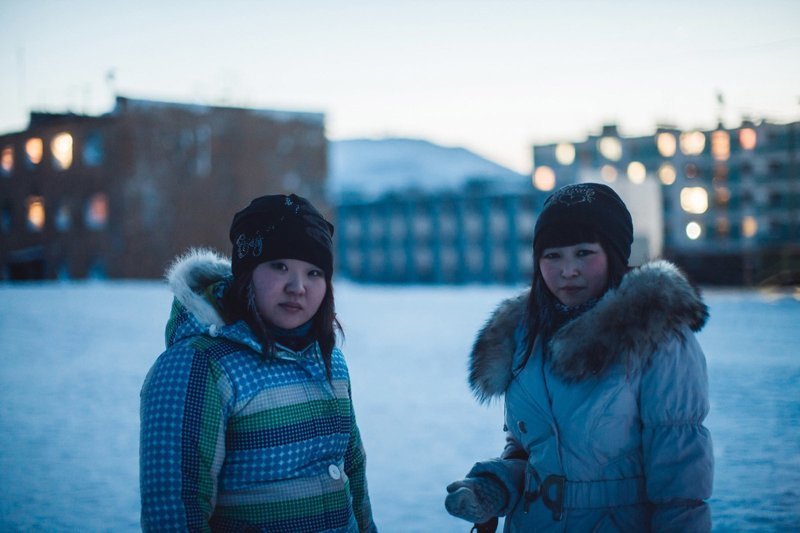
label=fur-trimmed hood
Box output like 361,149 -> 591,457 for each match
165,248 -> 232,331
469,260 -> 708,402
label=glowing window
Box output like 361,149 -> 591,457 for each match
742,216 -> 758,238
555,143 -> 575,165
85,193 -> 109,230
26,196 -> 45,231
627,161 -> 646,184
739,128 -> 757,150
600,164 -> 618,182
656,133 -> 677,157
1,146 -> 13,175
680,187 -> 708,214
51,133 -> 73,170
26,138 -> 44,166
679,131 -> 706,156
598,137 -> 622,161
711,130 -> 730,161
533,166 -> 556,191
686,222 -> 702,240
658,163 -> 677,185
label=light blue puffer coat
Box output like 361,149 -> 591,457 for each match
466,261 -> 713,531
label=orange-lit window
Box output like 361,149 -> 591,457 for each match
26,196 -> 45,231
739,128 -> 757,150
742,216 -> 758,238
85,193 -> 109,230
680,187 -> 708,214
711,130 -> 730,161
656,132 -> 677,157
658,163 -> 677,185
26,138 -> 44,166
1,146 -> 13,175
679,131 -> 706,156
600,164 -> 618,182
51,132 -> 73,170
627,161 -> 646,184
598,137 -> 622,161
532,166 -> 556,191
555,143 -> 575,165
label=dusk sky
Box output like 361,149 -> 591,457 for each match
2,0 -> 799,173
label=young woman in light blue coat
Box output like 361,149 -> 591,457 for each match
445,183 -> 713,532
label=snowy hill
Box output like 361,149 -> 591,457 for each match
328,138 -> 526,199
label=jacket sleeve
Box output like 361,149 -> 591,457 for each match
140,342 -> 230,532
640,329 -> 714,532
343,386 -> 377,532
464,431 -> 528,516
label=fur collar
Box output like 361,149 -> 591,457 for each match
165,248 -> 232,328
468,260 -> 708,402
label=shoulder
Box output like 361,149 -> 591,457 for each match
467,261 -> 709,400
330,346 -> 353,382
550,260 -> 708,381
468,290 -> 529,403
640,325 -> 709,422
146,333 -> 242,387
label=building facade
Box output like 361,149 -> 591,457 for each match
0,97 -> 327,280
532,120 -> 800,285
337,181 -> 548,284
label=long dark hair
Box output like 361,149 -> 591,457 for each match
524,237 -> 629,357
223,268 -> 343,380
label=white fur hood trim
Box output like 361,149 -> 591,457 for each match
468,260 -> 709,402
165,248 -> 232,328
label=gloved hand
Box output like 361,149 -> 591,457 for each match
445,475 -> 508,524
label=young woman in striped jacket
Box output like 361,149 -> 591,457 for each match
140,194 -> 376,532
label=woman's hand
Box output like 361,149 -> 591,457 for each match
445,475 -> 508,523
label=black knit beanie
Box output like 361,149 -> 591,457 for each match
533,183 -> 633,264
229,194 -> 334,278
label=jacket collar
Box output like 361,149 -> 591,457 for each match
468,260 -> 708,402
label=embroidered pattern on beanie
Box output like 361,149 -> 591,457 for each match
552,184 -> 596,206
235,231 -> 265,259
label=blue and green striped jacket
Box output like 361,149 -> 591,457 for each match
140,250 -> 375,532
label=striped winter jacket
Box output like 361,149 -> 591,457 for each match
140,250 -> 376,532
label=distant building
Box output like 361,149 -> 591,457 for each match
532,120 -> 800,285
0,96 -> 327,280
337,180 -> 548,284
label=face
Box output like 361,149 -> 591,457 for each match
539,242 -> 609,307
251,258 -> 327,329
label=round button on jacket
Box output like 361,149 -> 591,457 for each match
328,464 -> 341,480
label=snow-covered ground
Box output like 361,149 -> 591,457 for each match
0,281 -> 798,532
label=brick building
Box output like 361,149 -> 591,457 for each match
0,97 -> 327,279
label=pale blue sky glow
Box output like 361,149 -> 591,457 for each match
1,0 -> 799,172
